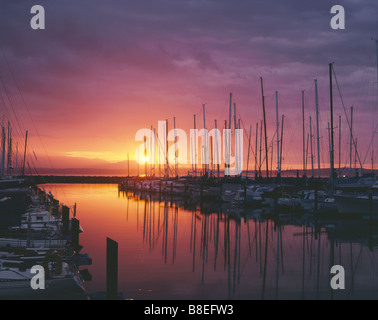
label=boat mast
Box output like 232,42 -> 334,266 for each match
255,122 -> 258,179
373,39 -> 378,173
327,122 -> 332,176
246,125 -> 252,178
1,118 -> 5,176
275,91 -> 280,177
193,114 -> 196,177
338,115 -> 341,177
229,93 -> 232,130
210,134 -> 213,176
215,119 -> 220,178
224,120 -> 227,176
8,127 -> 12,176
260,77 -> 269,178
153,127 -> 156,176
310,116 -> 314,177
22,130 -> 28,176
329,63 -> 335,190
234,103 -> 237,176
259,119 -> 263,177
6,121 -> 10,175
157,127 -> 161,177
15,142 -> 18,176
226,93 -> 232,176
355,138 -> 358,173
302,90 -> 305,177
315,79 -> 321,178
280,115 -> 284,172
150,125 -> 153,177
238,118 -> 241,177
203,104 -> 208,176
305,133 -> 309,174
165,119 -> 169,178
144,136 -> 147,177
174,117 -> 178,177
350,106 -> 353,176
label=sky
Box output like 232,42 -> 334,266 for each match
0,0 -> 377,174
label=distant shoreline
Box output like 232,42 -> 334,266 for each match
30,175 -> 126,184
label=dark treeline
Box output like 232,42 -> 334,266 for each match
27,175 -> 330,191
28,175 -> 126,184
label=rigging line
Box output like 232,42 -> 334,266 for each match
0,78 -> 41,173
362,122 -> 378,166
0,73 -> 37,154
237,114 -> 256,160
0,56 -> 67,202
0,50 -> 56,171
303,81 -> 315,115
235,105 -> 260,162
0,75 -> 26,138
0,72 -> 46,173
332,65 -> 363,169
0,86 -> 14,127
256,130 -> 277,173
0,109 -> 36,174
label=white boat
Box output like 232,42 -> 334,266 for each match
298,190 -> 337,214
0,259 -> 85,298
254,186 -> 275,205
0,238 -> 68,249
221,184 -> 241,202
233,187 -> 263,205
9,211 -> 60,233
274,194 -> 303,213
222,189 -> 237,202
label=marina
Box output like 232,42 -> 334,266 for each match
0,54 -> 377,298
39,183 -> 378,300
0,179 -> 92,300
0,0 -> 378,303
117,174 -> 377,217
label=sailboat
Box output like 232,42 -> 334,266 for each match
0,259 -> 85,298
333,40 -> 378,216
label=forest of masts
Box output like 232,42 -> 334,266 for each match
129,61 -> 377,183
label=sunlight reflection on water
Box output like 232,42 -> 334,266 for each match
42,183 -> 378,300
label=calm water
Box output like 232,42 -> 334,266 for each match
42,184 -> 378,300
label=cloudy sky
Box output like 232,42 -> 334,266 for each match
0,0 -> 377,173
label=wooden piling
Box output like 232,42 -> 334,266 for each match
106,238 -> 118,299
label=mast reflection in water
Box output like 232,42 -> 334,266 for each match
42,184 -> 378,300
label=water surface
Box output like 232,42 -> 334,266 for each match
42,183 -> 378,300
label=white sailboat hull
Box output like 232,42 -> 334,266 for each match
0,276 -> 84,298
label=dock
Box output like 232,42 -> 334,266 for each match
0,181 -> 92,300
